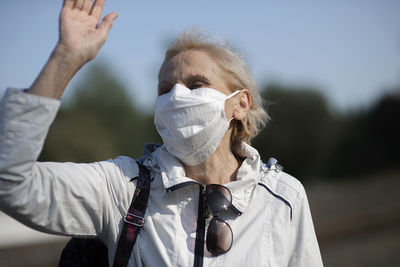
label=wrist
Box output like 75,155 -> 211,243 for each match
52,43 -> 86,71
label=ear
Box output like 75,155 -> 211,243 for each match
233,89 -> 251,120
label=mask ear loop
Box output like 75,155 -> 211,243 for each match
226,90 -> 241,99
224,90 -> 241,122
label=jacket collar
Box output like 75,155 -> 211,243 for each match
153,142 -> 262,214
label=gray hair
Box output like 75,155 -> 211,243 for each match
158,30 -> 269,145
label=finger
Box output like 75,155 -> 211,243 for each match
63,0 -> 74,9
99,12 -> 118,34
73,0 -> 84,10
90,0 -> 105,21
82,0 -> 93,13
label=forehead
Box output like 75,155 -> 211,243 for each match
159,50 -> 221,83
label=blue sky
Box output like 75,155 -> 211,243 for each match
1,0 -> 399,112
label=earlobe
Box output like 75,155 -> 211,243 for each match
234,89 -> 251,120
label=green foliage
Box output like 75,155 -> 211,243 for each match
253,84 -> 339,181
328,89 -> 400,177
254,84 -> 400,182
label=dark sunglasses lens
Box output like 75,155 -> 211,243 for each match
206,217 -> 233,255
206,185 -> 232,214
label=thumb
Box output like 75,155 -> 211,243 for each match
99,12 -> 119,33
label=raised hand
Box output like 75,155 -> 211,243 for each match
58,0 -> 118,66
28,0 -> 118,99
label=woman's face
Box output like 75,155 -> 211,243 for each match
157,49 -> 243,121
158,50 -> 231,96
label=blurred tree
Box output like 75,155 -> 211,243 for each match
254,84 -> 400,181
39,62 -> 161,163
253,84 -> 339,182
367,89 -> 400,168
329,88 -> 400,177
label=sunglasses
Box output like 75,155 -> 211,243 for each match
205,184 -> 234,256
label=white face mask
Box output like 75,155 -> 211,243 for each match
154,83 -> 240,166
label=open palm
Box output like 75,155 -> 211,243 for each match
58,0 -> 118,64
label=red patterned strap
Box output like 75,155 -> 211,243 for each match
112,163 -> 151,267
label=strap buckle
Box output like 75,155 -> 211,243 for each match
124,213 -> 145,227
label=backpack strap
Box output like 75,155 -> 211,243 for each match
112,162 -> 151,267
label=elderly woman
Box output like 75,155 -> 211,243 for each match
0,0 -> 322,266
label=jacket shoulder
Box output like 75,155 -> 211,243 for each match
259,159 -> 305,219
103,156 -> 140,180
103,143 -> 162,182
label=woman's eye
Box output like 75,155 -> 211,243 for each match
158,86 -> 172,95
190,82 -> 205,89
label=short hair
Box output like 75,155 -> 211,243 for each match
158,30 -> 269,146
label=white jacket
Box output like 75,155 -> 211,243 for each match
0,88 -> 323,267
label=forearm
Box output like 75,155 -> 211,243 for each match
27,45 -> 83,99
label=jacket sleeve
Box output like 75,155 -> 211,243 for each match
0,88 -> 137,239
288,186 -> 324,266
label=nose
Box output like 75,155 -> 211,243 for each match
176,80 -> 186,87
